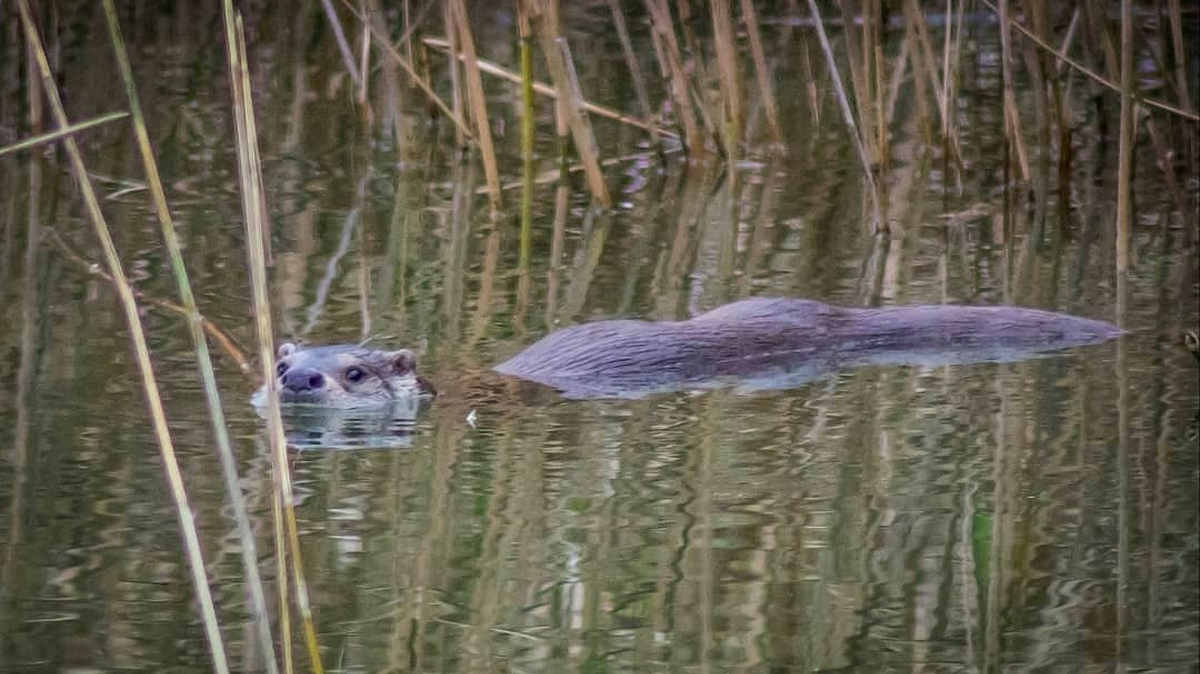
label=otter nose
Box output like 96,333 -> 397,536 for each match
281,368 -> 325,392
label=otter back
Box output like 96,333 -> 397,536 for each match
493,297 -> 1123,398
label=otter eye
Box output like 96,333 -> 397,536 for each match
345,366 -> 366,384
276,362 -> 288,377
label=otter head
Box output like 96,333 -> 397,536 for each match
254,342 -> 435,408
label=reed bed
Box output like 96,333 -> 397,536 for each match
1,2 -> 1197,672
13,0 -> 231,671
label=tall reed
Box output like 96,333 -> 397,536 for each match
14,2 -> 231,672
220,3 -> 325,672
805,0 -> 884,228
607,0 -> 661,149
645,0 -> 702,153
100,2 -> 279,669
1115,0 -> 1134,276
448,0 -> 502,209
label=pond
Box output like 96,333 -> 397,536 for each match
1,3 -> 1197,673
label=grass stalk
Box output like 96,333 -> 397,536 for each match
422,36 -> 677,139
542,0 -> 571,154
799,36 -> 820,128
337,3 -> 473,142
837,0 -> 875,165
979,0 -> 1196,122
997,0 -> 1030,181
448,0 -> 502,210
1166,0 -> 1193,114
99,5 -> 279,670
357,0 -> 372,116
644,0 -> 701,153
869,0 -> 887,172
535,20 -> 611,207
48,230 -> 250,371
319,0 -> 363,88
14,2 -> 231,672
710,0 -> 741,158
805,0 -> 884,229
0,110 -> 128,158
220,4 -> 325,673
546,182 -> 569,326
738,0 -> 783,147
606,0 -> 661,149
443,0 -> 466,146
518,0 -> 535,271
1116,0 -> 1134,275
273,489 -> 294,674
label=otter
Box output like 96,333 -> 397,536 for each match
251,342 -> 436,408
254,297 -> 1123,406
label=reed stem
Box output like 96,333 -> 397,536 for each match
448,0 -> 502,209
221,4 -> 325,672
0,111 -> 128,158
99,5 -> 280,665
15,2 -> 231,672
805,0 -> 884,228
1116,0 -> 1134,275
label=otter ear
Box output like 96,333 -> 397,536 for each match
277,342 -> 298,358
386,349 -> 417,375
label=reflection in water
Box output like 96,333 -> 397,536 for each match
0,4 -> 1197,674
269,398 -> 424,451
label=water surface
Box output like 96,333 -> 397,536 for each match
1,4 -> 1197,673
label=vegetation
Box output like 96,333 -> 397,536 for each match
0,1 -> 1195,671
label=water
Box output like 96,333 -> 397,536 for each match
1,4 -> 1197,673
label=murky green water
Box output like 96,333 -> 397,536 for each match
2,4 -> 1197,673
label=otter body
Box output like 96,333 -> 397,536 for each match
495,297 -> 1122,397
258,297 -> 1122,406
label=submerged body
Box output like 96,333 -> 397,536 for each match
494,297 -> 1123,397
257,297 -> 1122,406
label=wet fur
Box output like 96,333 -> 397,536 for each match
260,297 -> 1122,405
493,298 -> 1123,397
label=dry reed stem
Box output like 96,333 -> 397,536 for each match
448,0 -> 502,209
904,0 -> 963,165
48,230 -> 249,372
272,488 -> 293,674
546,182 -> 569,327
805,0 -> 884,228
711,0 -> 741,158
869,1 -> 887,170
644,0 -> 701,152
980,0 -> 1197,121
518,0 -> 535,285
799,37 -> 820,127
99,6 -> 280,669
542,0 -> 570,145
1166,0 -> 1192,114
997,0 -> 1031,181
0,110 -> 128,158
319,0 -> 363,87
357,0 -> 371,115
220,6 -> 325,673
1116,0 -> 1134,274
738,0 -> 784,147
443,1 -> 466,146
14,2 -> 231,672
541,35 -> 611,207
335,0 -> 475,141
606,0 -> 661,148
422,36 -> 678,140
837,0 -> 875,165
